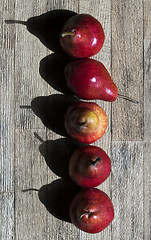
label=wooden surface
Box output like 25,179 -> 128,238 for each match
1,0 -> 150,239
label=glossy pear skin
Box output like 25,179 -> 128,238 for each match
65,58 -> 118,102
69,145 -> 111,188
70,188 -> 114,233
64,101 -> 108,144
60,14 -> 105,58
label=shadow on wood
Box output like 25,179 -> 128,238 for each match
5,9 -> 77,53
39,52 -> 73,94
31,94 -> 79,136
39,138 -> 80,179
38,179 -> 81,222
36,136 -> 82,179
27,9 -> 77,53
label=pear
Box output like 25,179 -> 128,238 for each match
60,14 -> 105,58
65,58 -> 139,103
64,101 -> 108,144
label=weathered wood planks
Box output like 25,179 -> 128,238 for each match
1,0 -> 150,239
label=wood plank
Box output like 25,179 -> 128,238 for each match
14,129 -> 49,240
143,2 -> 151,237
0,51 -> 15,193
0,0 -> 15,50
0,193 -> 14,240
143,142 -> 151,240
144,0 -> 151,141
14,0 -> 49,130
13,4 -> 50,239
111,0 -> 144,141
0,1 -> 15,239
111,141 -> 144,239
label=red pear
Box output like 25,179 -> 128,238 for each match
65,58 -> 118,102
60,14 -> 105,58
64,101 -> 108,144
70,188 -> 114,233
69,145 -> 111,188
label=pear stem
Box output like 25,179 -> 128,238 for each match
91,157 -> 102,166
61,31 -> 75,37
79,211 -> 93,220
118,93 -> 139,104
77,121 -> 87,130
5,19 -> 27,25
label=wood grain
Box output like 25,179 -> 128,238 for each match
111,0 -> 144,141
0,1 -> 15,239
1,0 -> 151,239
0,193 -> 14,240
14,0 -> 49,130
111,142 -> 144,240
143,143 -> 151,240
144,0 -> 151,141
14,129 -> 51,240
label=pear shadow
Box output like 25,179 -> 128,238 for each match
39,52 -> 74,94
6,10 -> 78,94
38,179 -> 81,222
26,9 -> 77,53
37,137 -> 82,179
6,9 -> 77,53
31,94 -> 79,136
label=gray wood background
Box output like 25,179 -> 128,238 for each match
1,0 -> 150,239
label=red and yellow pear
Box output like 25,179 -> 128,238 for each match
64,101 -> 108,144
